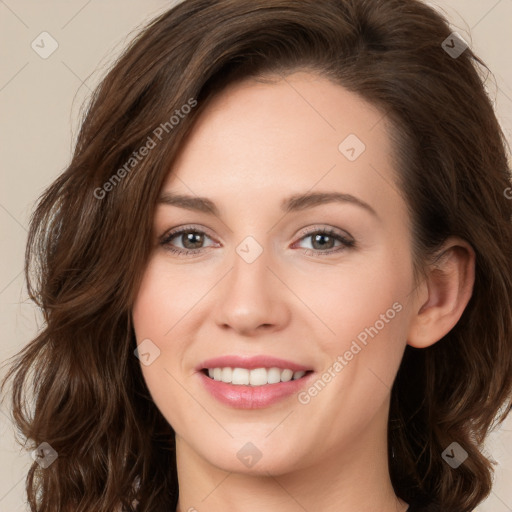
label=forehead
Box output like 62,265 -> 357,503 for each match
160,71 -> 402,220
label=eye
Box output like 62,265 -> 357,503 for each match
160,226 -> 218,257
293,226 -> 355,256
159,225 -> 355,258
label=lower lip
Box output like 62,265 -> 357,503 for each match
197,371 -> 315,409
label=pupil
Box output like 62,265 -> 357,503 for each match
183,232 -> 203,249
313,234 -> 333,250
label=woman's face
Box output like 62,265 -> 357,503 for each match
132,71 -> 420,475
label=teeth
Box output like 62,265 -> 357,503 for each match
205,367 -> 307,386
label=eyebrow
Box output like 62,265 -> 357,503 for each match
157,191 -> 378,218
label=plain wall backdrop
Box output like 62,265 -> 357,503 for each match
1,1 -> 511,510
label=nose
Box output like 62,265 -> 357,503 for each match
213,239 -> 290,336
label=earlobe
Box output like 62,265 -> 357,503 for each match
407,239 -> 476,349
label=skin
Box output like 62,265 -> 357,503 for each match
131,71 -> 475,512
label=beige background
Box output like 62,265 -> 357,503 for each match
1,1 -> 511,510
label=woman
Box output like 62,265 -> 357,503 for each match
2,0 -> 511,511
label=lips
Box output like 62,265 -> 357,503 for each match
195,354 -> 315,408
195,355 -> 313,373
197,370 -> 315,408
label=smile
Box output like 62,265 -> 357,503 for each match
203,367 -> 313,386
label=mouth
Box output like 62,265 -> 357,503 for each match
197,366 -> 316,409
200,367 -> 315,386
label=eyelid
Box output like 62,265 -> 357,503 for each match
159,224 -> 218,244
297,224 -> 354,243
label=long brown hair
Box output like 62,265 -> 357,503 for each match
2,1 -> 511,511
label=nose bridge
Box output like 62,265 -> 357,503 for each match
214,232 -> 288,333
230,233 -> 274,299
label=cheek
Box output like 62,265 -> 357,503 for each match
131,260 -> 185,429
131,259 -> 176,376
132,283 -> 166,342
304,250 -> 412,349
132,256 -> 198,340
131,255 -> 207,408
319,285 -> 408,396
302,246 -> 413,413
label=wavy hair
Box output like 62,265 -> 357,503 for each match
2,0 -> 511,511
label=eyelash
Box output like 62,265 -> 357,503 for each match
159,225 -> 355,258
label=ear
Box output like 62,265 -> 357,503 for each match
407,237 -> 475,348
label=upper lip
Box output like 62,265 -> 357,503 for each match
196,355 -> 313,372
